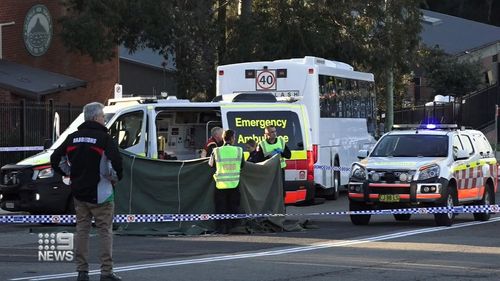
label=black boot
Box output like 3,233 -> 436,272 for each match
100,272 -> 122,281
77,271 -> 89,281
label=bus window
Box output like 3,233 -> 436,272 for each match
226,111 -> 304,150
319,75 -> 375,120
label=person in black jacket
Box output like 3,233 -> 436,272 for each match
51,102 -> 123,281
245,139 -> 259,163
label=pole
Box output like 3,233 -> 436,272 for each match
496,104 -> 498,159
20,99 -> 26,159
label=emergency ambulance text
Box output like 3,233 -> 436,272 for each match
235,118 -> 287,129
237,134 -> 289,144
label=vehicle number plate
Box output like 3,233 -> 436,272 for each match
5,202 -> 14,209
379,194 -> 400,202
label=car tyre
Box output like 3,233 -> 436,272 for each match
434,186 -> 457,226
349,200 -> 371,225
473,183 -> 493,221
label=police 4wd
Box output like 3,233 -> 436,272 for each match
348,124 -> 497,226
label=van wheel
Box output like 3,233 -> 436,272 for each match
473,183 -> 493,221
393,214 -> 411,221
434,186 -> 457,226
349,200 -> 371,225
325,159 -> 340,200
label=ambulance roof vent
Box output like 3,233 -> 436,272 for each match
108,96 -> 158,106
213,93 -> 277,103
233,93 -> 277,102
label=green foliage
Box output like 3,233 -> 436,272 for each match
59,0 -> 422,105
419,47 -> 483,96
60,0 -> 217,99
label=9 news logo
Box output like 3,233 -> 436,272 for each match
37,232 -> 74,262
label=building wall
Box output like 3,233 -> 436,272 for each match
411,42 -> 500,106
0,0 -> 118,105
120,61 -> 177,97
457,41 -> 499,86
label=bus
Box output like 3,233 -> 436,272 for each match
216,56 -> 377,199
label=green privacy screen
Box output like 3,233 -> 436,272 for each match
114,150 -> 285,235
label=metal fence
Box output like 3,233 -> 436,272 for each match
394,83 -> 500,129
0,100 -> 83,167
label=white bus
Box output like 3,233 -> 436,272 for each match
216,56 -> 377,199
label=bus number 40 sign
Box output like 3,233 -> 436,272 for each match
256,70 -> 277,90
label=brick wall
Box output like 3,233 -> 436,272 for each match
0,0 -> 118,106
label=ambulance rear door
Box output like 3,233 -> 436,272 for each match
220,103 -> 313,182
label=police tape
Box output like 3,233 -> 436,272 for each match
0,146 -> 44,152
313,164 -> 351,173
0,205 -> 498,224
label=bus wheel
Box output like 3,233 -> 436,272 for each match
434,186 -> 457,226
349,200 -> 371,225
473,183 -> 493,221
325,159 -> 340,200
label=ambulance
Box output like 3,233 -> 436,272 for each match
0,94 -> 314,214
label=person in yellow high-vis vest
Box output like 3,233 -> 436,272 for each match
208,129 -> 245,234
254,126 -> 291,198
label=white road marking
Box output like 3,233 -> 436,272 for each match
11,217 -> 500,281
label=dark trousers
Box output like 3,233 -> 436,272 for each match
281,168 -> 286,199
214,187 -> 240,233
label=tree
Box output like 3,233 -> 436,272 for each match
354,0 -> 422,130
419,47 -> 483,97
59,0 -> 422,109
59,0 -> 217,99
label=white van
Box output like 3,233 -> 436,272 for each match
0,95 -> 314,214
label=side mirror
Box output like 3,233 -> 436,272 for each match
43,139 -> 53,150
455,149 -> 469,160
357,149 -> 369,159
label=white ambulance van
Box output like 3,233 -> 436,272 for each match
0,94 -> 314,214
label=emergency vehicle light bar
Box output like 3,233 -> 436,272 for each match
392,124 -> 458,130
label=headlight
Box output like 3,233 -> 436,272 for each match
37,167 -> 54,179
417,164 -> 440,181
350,163 -> 366,180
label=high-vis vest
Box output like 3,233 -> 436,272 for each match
213,145 -> 243,189
260,136 -> 287,168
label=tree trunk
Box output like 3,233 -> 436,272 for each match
385,66 -> 394,131
486,0 -> 493,23
239,0 -> 252,18
217,0 -> 227,65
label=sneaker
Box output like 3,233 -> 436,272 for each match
100,272 -> 122,281
77,271 -> 89,281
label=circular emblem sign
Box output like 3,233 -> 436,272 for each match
23,4 -> 52,56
